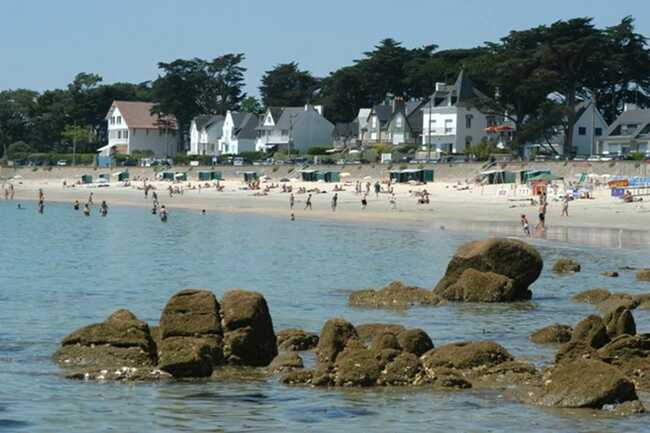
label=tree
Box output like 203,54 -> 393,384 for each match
241,96 -> 262,114
319,66 -> 370,123
0,89 -> 38,159
152,54 -> 247,149
6,141 -> 33,159
537,18 -> 608,155
259,62 -> 319,107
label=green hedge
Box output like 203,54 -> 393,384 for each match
11,153 -> 96,165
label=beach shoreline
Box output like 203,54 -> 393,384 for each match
4,168 -> 650,249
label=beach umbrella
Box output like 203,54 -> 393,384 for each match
340,172 -> 351,178
363,176 -> 373,180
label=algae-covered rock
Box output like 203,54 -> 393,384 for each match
530,324 -> 572,345
421,341 -> 513,370
159,289 -> 221,338
316,319 -> 358,364
552,257 -> 581,274
348,281 -> 441,308
396,328 -> 434,356
276,328 -> 319,351
158,336 -> 223,378
572,288 -> 611,304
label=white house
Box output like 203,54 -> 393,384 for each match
255,105 -> 334,153
188,114 -> 225,155
598,104 -> 650,155
218,111 -> 258,155
525,100 -> 609,158
421,71 -> 494,155
356,108 -> 371,142
100,101 -> 179,157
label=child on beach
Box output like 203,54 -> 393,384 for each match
521,214 -> 530,237
361,194 -> 368,210
561,194 -> 569,217
305,194 -> 312,210
100,201 -> 108,217
289,193 -> 295,210
159,205 -> 168,222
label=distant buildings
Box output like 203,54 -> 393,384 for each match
255,105 -> 334,153
100,101 -> 179,157
219,111 -> 258,155
189,115 -> 224,156
598,104 -> 650,155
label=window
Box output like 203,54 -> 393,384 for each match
132,128 -> 136,136
124,130 -> 128,139
465,115 -> 473,129
117,116 -> 122,124
465,136 -> 473,146
371,116 -> 377,128
396,116 -> 403,128
595,127 -> 603,136
281,129 -> 289,136
117,131 -> 121,139
578,127 -> 586,136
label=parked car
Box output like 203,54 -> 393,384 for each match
56,160 -> 67,166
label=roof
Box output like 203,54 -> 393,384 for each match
193,114 -> 224,131
372,104 -> 392,123
230,112 -> 259,139
334,121 -> 358,137
107,101 -> 177,129
422,70 -> 488,111
604,109 -> 650,139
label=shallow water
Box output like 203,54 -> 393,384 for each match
1,200 -> 650,433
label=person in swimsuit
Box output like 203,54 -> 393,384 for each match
100,201 -> 108,217
159,205 -> 168,222
73,200 -> 80,210
305,194 -> 312,210
331,193 -> 338,212
83,203 -> 91,216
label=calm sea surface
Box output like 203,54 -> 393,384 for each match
1,200 -> 650,433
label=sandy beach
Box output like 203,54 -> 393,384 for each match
3,164 -> 649,248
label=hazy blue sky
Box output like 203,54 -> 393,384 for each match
2,0 -> 649,97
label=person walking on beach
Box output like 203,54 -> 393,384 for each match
305,194 -> 312,210
374,181 -> 381,199
100,201 -> 108,217
9,184 -> 14,200
361,194 -> 368,210
159,205 -> 168,222
38,189 -> 44,203
389,193 -> 397,210
88,192 -> 94,205
289,193 -> 295,210
331,193 -> 338,212
521,214 -> 530,237
561,194 -> 569,217
73,200 -> 80,210
83,203 -> 91,216
536,200 -> 547,232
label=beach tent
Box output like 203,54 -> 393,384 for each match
527,172 -> 562,182
316,171 -> 326,181
324,171 -> 341,183
521,170 -> 551,183
160,171 -> 175,181
422,169 -> 434,182
81,174 -> 93,184
390,169 -> 426,183
301,170 -> 320,182
112,171 -> 129,181
198,170 -> 221,181
175,172 -> 187,181
480,170 -> 516,184
243,171 -> 258,182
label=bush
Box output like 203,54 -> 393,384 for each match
307,146 -> 330,156
7,141 -> 33,159
239,151 -> 265,163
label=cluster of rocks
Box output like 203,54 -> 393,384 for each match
55,289 -> 277,380
281,318 -> 538,391
349,238 -> 543,307
523,307 -> 647,415
572,288 -> 650,313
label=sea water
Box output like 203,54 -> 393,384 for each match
1,201 -> 649,433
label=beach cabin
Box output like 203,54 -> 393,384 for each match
98,173 -> 109,182
160,171 -> 175,181
324,171 -> 341,183
390,169 -> 433,183
175,172 -> 187,181
481,170 -> 516,184
198,170 -> 222,181
243,171 -> 258,182
301,170 -> 320,182
81,174 -> 93,184
117,171 -> 129,182
521,170 -> 552,184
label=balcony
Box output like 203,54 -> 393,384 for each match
424,127 -> 457,136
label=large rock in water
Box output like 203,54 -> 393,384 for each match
530,324 -> 573,345
276,328 -> 319,351
55,309 -> 157,368
433,238 -> 542,302
531,359 -> 642,411
316,319 -> 358,364
555,315 -> 610,363
221,290 -> 277,366
348,281 -> 441,308
603,306 -> 636,339
158,290 -> 224,377
636,269 -> 650,282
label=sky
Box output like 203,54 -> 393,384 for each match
2,0 -> 650,98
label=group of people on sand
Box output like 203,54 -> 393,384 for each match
520,191 -> 570,236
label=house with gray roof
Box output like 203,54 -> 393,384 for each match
255,105 -> 334,153
598,104 -> 650,155
364,103 -> 393,144
421,70 -> 495,155
188,114 -> 225,156
218,111 -> 259,155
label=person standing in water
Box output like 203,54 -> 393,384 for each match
331,193 -> 338,212
37,189 -> 45,214
374,181 -> 381,199
100,201 -> 108,217
73,200 -> 80,210
361,194 -> 368,210
289,193 -> 295,210
159,205 -> 168,222
561,194 -> 569,217
305,194 -> 312,210
536,200 -> 547,232
88,192 -> 94,204
83,203 -> 91,216
520,214 -> 530,237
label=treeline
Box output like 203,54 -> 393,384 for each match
1,16 -> 650,157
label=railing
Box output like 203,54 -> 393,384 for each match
424,127 -> 457,135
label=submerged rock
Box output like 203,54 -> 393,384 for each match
572,288 -> 611,304
348,281 -> 441,308
529,359 -> 642,412
221,290 -> 278,366
333,343 -> 381,387
158,336 -> 222,378
276,328 -> 319,351
636,269 -> 650,282
433,238 -> 542,302
379,352 -> 427,386
530,324 -> 573,345
552,257 -> 581,274
55,309 -> 157,369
